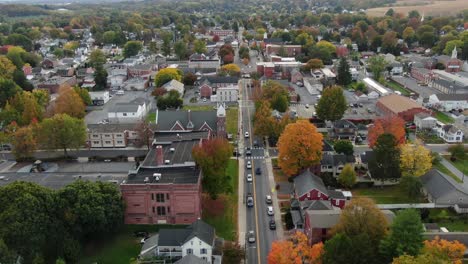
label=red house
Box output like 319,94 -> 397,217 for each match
199,84 -> 213,98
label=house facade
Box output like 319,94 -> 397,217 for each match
437,125 -> 464,143
108,98 -> 149,124
376,94 -> 432,122
89,91 -> 110,106
428,94 -> 468,111
213,85 -> 238,102
414,113 -> 437,129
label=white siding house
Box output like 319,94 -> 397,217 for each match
213,85 -> 238,102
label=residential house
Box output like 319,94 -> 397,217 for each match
88,91 -> 110,106
390,62 -> 403,76
265,44 -> 302,57
56,66 -> 75,77
41,58 -> 59,69
162,79 -> 185,95
303,77 -> 323,95
428,94 -> 468,111
188,53 -> 221,70
437,125 -> 464,143
139,220 -> 222,263
212,85 -> 238,102
108,98 -> 150,124
376,94 -> 432,122
414,112 -> 437,129
122,77 -> 149,91
421,169 -> 468,207
200,84 -> 213,99
321,153 -> 356,177
290,69 -> 303,83
87,123 -> 150,148
128,64 -> 156,80
198,76 -> 239,91
330,120 -> 358,140
37,76 -> 77,94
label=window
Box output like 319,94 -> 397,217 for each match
151,193 -> 154,200
115,134 -> 122,137
104,134 -> 110,137
117,141 -> 123,144
157,206 -> 166,216
201,248 -> 207,254
123,113 -> 127,116
105,141 -> 111,144
152,207 -> 155,213
167,207 -> 170,213
199,241 -> 202,246
186,249 -> 193,254
166,193 -> 170,200
93,141 -> 100,144
156,193 -> 165,202
92,134 -> 99,138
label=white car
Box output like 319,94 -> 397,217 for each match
246,161 -> 252,169
244,131 -> 249,138
116,90 -> 125,95
266,195 -> 272,204
203,98 -> 207,102
246,174 -> 253,182
267,206 -> 274,216
305,104 -> 309,108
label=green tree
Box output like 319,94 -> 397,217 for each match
5,33 -> 32,51
444,40 -> 463,56
400,176 -> 423,200
323,233 -> 376,264
38,114 -> 87,157
193,39 -> 207,54
53,48 -> 64,59
334,140 -> 354,155
304,58 -> 324,71
192,138 -> 233,199
174,40 -> 187,60
337,57 -> 352,86
369,133 -> 402,183
154,68 -> 183,87
448,144 -> 465,160
0,77 -> 21,108
380,209 -> 424,262
0,56 -> 16,79
12,125 -> 36,160
316,86 -> 347,121
89,49 -> 106,67
261,81 -> 290,112
123,41 -> 143,58
156,90 -> 183,110
94,65 -> 108,90
161,31 -> 172,56
368,55 -> 388,81
149,41 -> 158,54
73,86 -> 91,106
338,164 -> 357,188
0,239 -> 16,264
102,30 -> 116,44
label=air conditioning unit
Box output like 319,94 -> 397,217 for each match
170,148 -> 175,152
144,177 -> 149,183
164,160 -> 170,164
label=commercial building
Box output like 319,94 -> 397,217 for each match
376,94 -> 432,122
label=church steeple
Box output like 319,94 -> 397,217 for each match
452,46 -> 458,59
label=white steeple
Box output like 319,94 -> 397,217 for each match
216,102 -> 226,117
452,46 -> 458,59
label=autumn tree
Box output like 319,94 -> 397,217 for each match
304,58 -> 324,71
134,120 -> 153,150
337,57 -> 352,86
422,237 -> 466,264
154,68 -> 183,87
368,116 -> 406,147
316,86 -> 347,121
183,72 -> 197,86
338,164 -> 357,189
261,81 -> 290,112
54,87 -> 86,119
268,231 -> 323,264
278,120 -> 323,176
380,209 -> 424,262
223,242 -> 245,264
220,64 -> 241,76
0,56 -> 16,79
400,143 -> 432,177
192,138 -> 233,199
73,86 -> 91,106
369,133 -> 402,183
38,114 -> 87,157
333,140 -> 353,155
254,100 -> 275,138
12,126 -> 37,160
368,55 -> 388,81
88,49 -> 106,67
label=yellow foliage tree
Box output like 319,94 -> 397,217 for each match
0,56 -> 16,79
400,142 -> 432,177
221,63 -> 241,76
54,86 -> 85,119
277,120 -> 323,176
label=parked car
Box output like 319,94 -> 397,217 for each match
247,230 -> 256,243
267,206 -> 274,216
305,104 -> 309,108
269,220 -> 276,230
246,174 -> 253,182
245,131 -> 249,138
246,148 -> 252,156
247,194 -> 254,207
266,195 -> 272,204
116,90 -> 125,95
246,161 -> 252,169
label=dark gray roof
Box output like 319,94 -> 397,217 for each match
88,123 -> 156,133
200,76 -> 239,85
293,170 -> 327,197
302,200 -> 334,210
435,93 -> 468,101
421,169 -> 468,205
333,119 -> 357,129
174,255 -> 208,264
322,140 -> 334,152
156,110 -> 217,132
158,220 -> 215,247
154,131 -> 209,143
433,79 -> 468,91
328,190 -> 345,199
127,166 -> 200,184
321,154 -> 355,166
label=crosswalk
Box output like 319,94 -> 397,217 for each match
245,156 -> 265,160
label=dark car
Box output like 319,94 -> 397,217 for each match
134,231 -> 149,238
255,168 -> 262,175
269,220 -> 276,230
247,194 -> 254,207
253,140 -> 259,147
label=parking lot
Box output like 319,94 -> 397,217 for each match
392,76 -> 440,98
85,88 -> 155,125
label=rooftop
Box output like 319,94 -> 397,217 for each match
377,94 -> 427,114
126,166 -> 200,185
141,140 -> 199,167
0,173 -> 126,189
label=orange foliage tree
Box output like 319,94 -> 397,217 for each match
423,236 -> 466,264
278,120 -> 323,176
54,86 -> 85,118
268,231 -> 323,264
368,116 -> 406,147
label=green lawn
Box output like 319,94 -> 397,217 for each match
146,112 -> 156,123
353,184 -> 423,204
202,159 -> 238,241
226,107 -> 239,139
433,162 -> 462,183
443,156 -> 468,175
435,110 -> 454,124
385,80 -> 411,96
182,105 -> 214,111
426,209 -> 468,232
79,225 -> 185,264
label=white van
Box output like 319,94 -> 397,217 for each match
116,90 -> 125,95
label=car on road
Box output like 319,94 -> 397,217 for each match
246,174 -> 253,182
255,167 -> 261,175
247,230 -> 256,243
245,148 -> 252,156
305,104 -> 309,108
246,161 -> 252,169
116,90 -> 125,95
203,98 -> 207,102
267,206 -> 274,216
316,95 -> 321,99
247,194 -> 254,207
269,220 -> 276,230
266,195 -> 272,204
296,81 -> 303,87
253,140 -> 259,147
244,131 -> 249,138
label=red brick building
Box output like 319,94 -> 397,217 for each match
411,67 -> 435,84
376,94 -> 432,122
265,44 -> 302,57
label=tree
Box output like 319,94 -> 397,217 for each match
194,39 -> 207,54
369,133 -> 402,183
422,237 -> 466,264
268,232 -> 323,264
73,86 -> 91,106
254,100 -> 275,138
444,40 -> 463,56
89,49 -> 106,67
12,125 -> 36,160
54,87 -> 86,118
316,86 -> 347,121
148,41 -> 158,54
192,138 -> 233,199
0,239 -> 16,264
334,140 -> 354,155
385,8 -> 395,17
380,209 -> 424,262
93,65 -> 108,90
223,242 -> 245,264
403,27 -> 416,43
183,72 -> 197,86
317,40 -> 337,56
156,90 -> 183,110
161,31 -> 172,56
448,144 -> 466,161
0,77 -> 21,108
38,114 -> 87,156
368,55 -> 388,80
337,57 -> 352,86
0,56 -> 16,79
338,164 -> 357,188
221,63 -> 241,76
5,33 -> 32,51
123,41 -> 143,58
174,40 -> 187,60
400,176 -> 423,200
8,91 -> 43,126
304,58 -> 324,71
400,143 -> 432,177
261,81 -> 290,112
223,54 -> 234,64
154,68 -> 183,87
53,48 -> 64,59
6,46 -> 26,69
134,120 -> 153,150
323,233 -> 376,264
368,116 -> 406,148
278,120 -> 323,176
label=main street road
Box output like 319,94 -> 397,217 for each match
240,78 -> 278,263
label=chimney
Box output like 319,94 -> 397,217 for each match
155,145 -> 163,166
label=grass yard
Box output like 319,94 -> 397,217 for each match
353,184 -> 423,204
434,110 -> 454,124
426,208 -> 468,232
226,107 -> 239,139
202,159 -> 238,241
182,105 -> 214,111
146,112 -> 156,123
385,80 -> 411,96
434,162 -> 462,183
443,156 -> 468,175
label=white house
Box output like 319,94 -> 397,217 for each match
390,62 -> 403,76
350,68 -> 359,81
88,91 -> 110,106
428,94 -> 468,111
122,77 -> 148,91
108,98 -> 148,123
437,124 -> 464,143
414,112 -> 437,129
162,79 -> 185,95
140,220 -> 222,264
213,85 -> 238,102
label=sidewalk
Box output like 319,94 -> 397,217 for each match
265,140 -> 285,240
237,86 -> 247,247
440,158 -> 468,189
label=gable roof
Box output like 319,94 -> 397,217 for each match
421,169 -> 468,205
157,219 -> 215,247
156,110 -> 217,132
200,76 -> 239,85
293,170 -> 328,197
333,119 -> 357,129
321,154 -> 355,166
435,93 -> 468,101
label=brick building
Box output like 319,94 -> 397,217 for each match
37,76 -> 77,93
376,94 -> 432,122
265,44 -> 302,57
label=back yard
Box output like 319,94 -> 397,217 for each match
353,184 -> 425,204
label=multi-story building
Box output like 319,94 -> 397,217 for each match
212,85 -> 238,102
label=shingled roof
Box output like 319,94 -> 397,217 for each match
293,170 -> 328,197
155,109 -> 217,132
